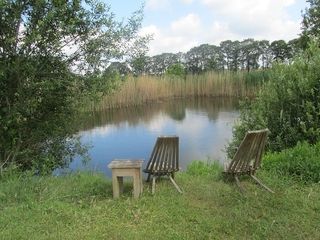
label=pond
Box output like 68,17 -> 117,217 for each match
58,97 -> 239,176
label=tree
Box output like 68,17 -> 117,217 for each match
301,0 -> 320,48
185,44 -> 222,73
129,55 -> 149,75
0,0 -> 148,172
287,38 -> 303,58
106,62 -> 130,76
258,40 -> 272,69
229,41 -> 241,71
269,40 -> 291,62
220,40 -> 233,70
165,63 -> 186,78
240,39 -> 261,71
143,53 -> 182,75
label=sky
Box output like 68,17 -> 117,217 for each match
107,0 -> 308,56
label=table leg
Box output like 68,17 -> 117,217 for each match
133,170 -> 141,199
118,176 -> 124,194
112,174 -> 124,199
140,169 -> 143,194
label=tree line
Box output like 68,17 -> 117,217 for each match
113,38 -> 302,76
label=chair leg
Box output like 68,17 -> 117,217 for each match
234,175 -> 245,194
146,173 -> 151,182
250,174 -> 275,193
169,175 -> 183,194
152,176 -> 156,195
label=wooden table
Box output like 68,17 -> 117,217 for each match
108,159 -> 144,199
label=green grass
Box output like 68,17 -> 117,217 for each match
0,163 -> 319,240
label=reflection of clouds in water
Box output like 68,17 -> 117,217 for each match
217,111 -> 239,123
176,111 -> 208,137
80,123 -> 125,137
177,109 -> 238,166
210,111 -> 238,161
176,111 -> 212,166
209,125 -> 232,162
146,112 -> 169,133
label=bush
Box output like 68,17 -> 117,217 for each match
165,63 -> 186,78
228,42 -> 320,157
263,142 -> 320,183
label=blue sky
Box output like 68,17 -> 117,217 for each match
107,0 -> 308,56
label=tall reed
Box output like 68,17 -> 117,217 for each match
86,70 -> 267,111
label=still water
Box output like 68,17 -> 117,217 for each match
60,98 -> 239,176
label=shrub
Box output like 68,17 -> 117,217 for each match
165,63 -> 186,78
228,42 -> 320,157
263,141 -> 320,183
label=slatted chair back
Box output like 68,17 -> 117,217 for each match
226,129 -> 268,175
144,136 -> 179,175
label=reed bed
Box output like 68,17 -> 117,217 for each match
87,71 -> 266,111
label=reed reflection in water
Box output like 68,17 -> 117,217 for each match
64,98 -> 239,176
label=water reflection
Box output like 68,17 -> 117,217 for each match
62,97 -> 239,176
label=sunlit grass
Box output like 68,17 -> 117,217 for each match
0,162 -> 319,239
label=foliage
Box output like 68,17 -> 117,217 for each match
301,0 -> 320,48
228,42 -> 320,156
132,38 -> 299,76
269,40 -> 292,61
263,141 -> 320,183
129,55 -> 149,76
239,38 -> 261,71
0,168 -> 319,239
0,0 -> 148,172
105,62 -> 131,76
165,63 -> 186,78
185,44 -> 223,73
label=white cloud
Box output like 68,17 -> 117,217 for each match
204,21 -> 239,44
139,24 -> 160,38
171,13 -> 201,36
142,0 -> 303,55
146,0 -> 170,10
139,18 -> 200,55
201,0 -> 301,41
180,0 -> 194,4
201,0 -> 295,14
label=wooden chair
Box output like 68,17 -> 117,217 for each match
224,129 -> 274,193
144,136 -> 182,194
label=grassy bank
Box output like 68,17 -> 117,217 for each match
1,162 -> 319,239
87,70 -> 267,111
